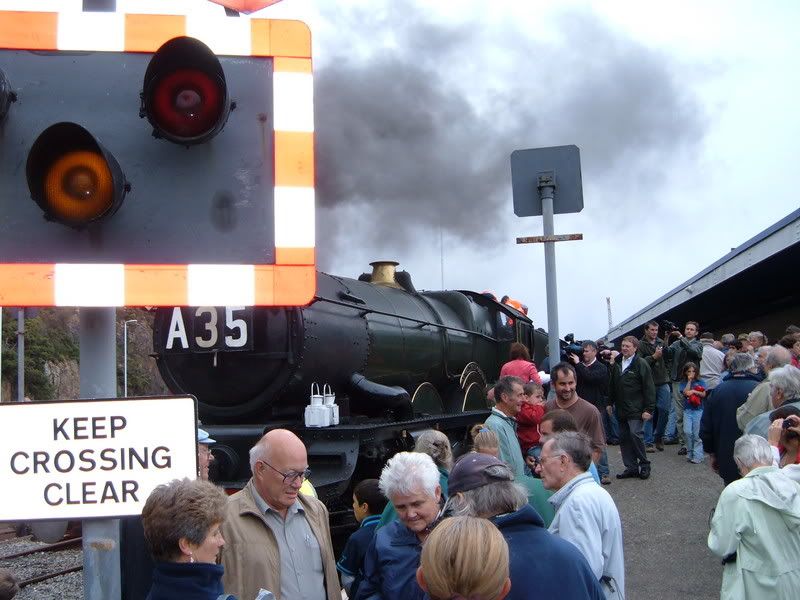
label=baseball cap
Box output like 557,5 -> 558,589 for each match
448,452 -> 512,494
197,428 -> 216,445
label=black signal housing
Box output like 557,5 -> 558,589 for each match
0,68 -> 16,122
141,36 -> 233,145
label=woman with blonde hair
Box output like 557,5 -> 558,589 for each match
141,478 -> 235,600
470,423 -> 500,457
416,516 -> 511,600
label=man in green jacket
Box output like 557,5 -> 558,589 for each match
665,321 -> 704,453
638,321 -> 671,451
486,375 -> 527,478
609,336 -> 656,480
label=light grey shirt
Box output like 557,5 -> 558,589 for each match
252,490 -> 326,600
699,342 -> 725,389
549,472 -> 625,598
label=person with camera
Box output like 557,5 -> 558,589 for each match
568,341 -> 613,484
664,320 -> 704,455
767,406 -> 800,468
638,321 -> 671,452
743,364 -> 800,439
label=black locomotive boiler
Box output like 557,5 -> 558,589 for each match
152,261 -> 544,512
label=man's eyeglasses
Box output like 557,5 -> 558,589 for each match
533,453 -> 565,468
259,460 -> 311,484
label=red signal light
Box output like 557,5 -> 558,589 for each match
1,68 -> 16,122
26,122 -> 128,228
141,37 -> 233,145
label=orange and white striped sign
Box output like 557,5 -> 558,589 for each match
0,9 -> 315,307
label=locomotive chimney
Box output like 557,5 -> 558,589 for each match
369,261 -> 403,288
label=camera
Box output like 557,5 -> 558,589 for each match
661,319 -> 680,333
562,333 -> 583,357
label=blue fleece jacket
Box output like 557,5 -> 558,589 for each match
491,504 -> 604,600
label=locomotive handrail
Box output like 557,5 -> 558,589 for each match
314,295 -> 501,343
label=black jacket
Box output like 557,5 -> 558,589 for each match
699,372 -> 761,485
575,360 -> 610,410
146,562 -> 234,600
609,355 -> 656,420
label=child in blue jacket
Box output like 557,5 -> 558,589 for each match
337,479 -> 388,599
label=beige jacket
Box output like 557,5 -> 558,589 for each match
220,479 -> 339,600
736,380 -> 771,431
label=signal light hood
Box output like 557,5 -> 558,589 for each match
141,37 -> 234,146
26,122 -> 129,228
0,68 -> 17,122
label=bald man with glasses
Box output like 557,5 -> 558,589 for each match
221,429 -> 339,600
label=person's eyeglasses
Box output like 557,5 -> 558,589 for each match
534,453 -> 565,468
259,460 -> 311,484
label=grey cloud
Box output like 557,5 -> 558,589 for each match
312,3 -> 709,268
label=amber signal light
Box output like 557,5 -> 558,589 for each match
26,122 -> 129,228
140,37 -> 233,146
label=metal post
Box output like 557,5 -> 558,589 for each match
16,308 -> 24,402
80,307 -> 120,600
539,176 -> 561,364
123,319 -> 137,397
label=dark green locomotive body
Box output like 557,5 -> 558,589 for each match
152,266 -> 543,511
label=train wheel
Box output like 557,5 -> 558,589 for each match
411,382 -> 444,416
462,381 -> 489,411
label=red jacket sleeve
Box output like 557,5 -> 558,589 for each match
517,402 -> 545,426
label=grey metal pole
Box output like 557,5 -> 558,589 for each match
123,319 -> 137,397
539,178 -> 561,365
16,308 -> 24,402
80,307 -> 120,600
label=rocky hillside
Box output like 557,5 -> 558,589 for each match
1,308 -> 169,402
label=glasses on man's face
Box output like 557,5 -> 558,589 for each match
534,453 -> 564,469
259,460 -> 311,484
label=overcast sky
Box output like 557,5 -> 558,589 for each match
8,0 -> 797,341
255,0 -> 798,341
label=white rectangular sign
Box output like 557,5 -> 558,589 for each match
0,396 -> 198,521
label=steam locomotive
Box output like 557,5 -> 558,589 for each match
152,261 -> 545,514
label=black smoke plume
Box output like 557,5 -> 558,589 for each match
313,3 -> 707,268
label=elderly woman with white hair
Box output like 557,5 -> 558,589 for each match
355,452 -> 443,600
708,434 -> 800,598
378,429 -> 452,527
743,364 -> 800,439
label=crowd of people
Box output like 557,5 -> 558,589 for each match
477,321 -> 800,599
4,325 -> 799,600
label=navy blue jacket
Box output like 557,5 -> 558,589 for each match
492,504 -> 604,600
337,514 -> 380,599
700,372 -> 761,484
146,561 -> 235,600
355,519 -> 427,600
